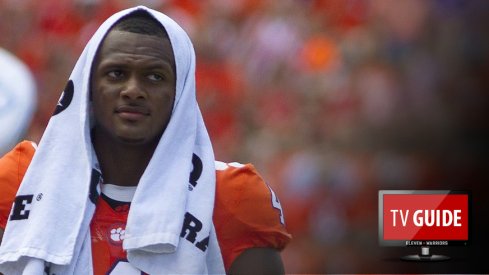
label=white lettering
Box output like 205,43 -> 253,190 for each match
390,209 -> 398,227
390,209 -> 410,227
453,210 -> 462,226
442,209 -> 452,226
412,209 -> 463,227
413,210 -> 423,226
425,209 -> 435,226
400,210 -> 409,227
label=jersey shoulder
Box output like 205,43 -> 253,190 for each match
213,161 -> 291,271
0,141 -> 36,228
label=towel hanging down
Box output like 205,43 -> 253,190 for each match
0,5 -> 224,275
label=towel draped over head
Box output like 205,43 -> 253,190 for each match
0,6 -> 224,274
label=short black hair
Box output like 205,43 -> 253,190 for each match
112,10 -> 169,39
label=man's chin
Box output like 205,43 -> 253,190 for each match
113,130 -> 162,147
116,135 -> 148,145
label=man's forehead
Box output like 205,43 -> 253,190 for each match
96,30 -> 176,69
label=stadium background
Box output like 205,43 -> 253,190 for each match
1,0 -> 488,273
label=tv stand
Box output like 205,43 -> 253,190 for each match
401,246 -> 450,261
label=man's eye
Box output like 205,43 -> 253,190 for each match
107,70 -> 123,79
148,74 -> 163,81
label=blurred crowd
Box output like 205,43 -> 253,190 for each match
1,0 -> 488,273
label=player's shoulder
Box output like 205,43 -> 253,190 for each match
0,140 -> 36,176
212,161 -> 291,270
214,161 -> 268,203
0,141 -> 37,228
2,140 -> 37,155
214,161 -> 261,184
0,140 -> 36,191
213,160 -> 287,230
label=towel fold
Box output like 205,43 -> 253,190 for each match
0,6 -> 224,274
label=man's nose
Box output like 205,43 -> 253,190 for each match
120,76 -> 146,100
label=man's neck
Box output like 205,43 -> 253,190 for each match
92,130 -> 158,187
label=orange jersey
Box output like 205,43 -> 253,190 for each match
0,141 -> 291,274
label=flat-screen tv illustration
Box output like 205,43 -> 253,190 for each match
378,190 -> 470,261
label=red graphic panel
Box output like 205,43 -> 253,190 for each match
382,194 -> 468,240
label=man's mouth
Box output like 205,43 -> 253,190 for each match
115,105 -> 150,121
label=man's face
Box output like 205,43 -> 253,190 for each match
91,30 -> 176,145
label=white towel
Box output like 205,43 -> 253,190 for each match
0,6 -> 224,275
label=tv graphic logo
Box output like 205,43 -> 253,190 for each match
378,190 -> 470,261
391,209 -> 462,227
383,193 -> 468,241
390,209 -> 462,228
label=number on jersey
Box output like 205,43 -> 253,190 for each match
267,185 -> 285,225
